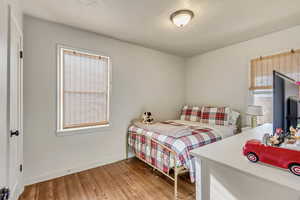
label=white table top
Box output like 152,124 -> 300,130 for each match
191,123 -> 300,192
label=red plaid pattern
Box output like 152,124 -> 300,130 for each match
180,105 -> 202,122
201,106 -> 230,126
129,132 -> 174,173
128,121 -> 222,182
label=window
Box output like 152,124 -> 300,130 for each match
57,46 -> 110,132
250,49 -> 300,124
252,90 -> 273,124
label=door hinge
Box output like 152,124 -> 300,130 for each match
20,164 -> 23,172
20,50 -> 23,59
0,187 -> 10,200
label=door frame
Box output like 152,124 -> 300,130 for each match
0,0 -> 9,190
7,5 -> 24,200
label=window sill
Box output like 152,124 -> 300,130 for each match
56,124 -> 112,136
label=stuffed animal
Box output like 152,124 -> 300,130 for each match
290,126 -> 300,140
284,126 -> 300,144
142,112 -> 154,125
269,135 -> 281,146
296,128 -> 300,146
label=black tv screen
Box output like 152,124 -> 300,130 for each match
273,71 -> 299,132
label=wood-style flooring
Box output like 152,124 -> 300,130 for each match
19,158 -> 195,200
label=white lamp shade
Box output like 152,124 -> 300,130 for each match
246,105 -> 263,116
170,10 -> 194,27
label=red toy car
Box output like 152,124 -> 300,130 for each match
243,139 -> 300,176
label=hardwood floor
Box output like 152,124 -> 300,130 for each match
19,158 -> 195,200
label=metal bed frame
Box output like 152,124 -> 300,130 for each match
127,134 -> 189,200
127,114 -> 242,200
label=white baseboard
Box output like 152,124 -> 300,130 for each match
24,156 -> 127,186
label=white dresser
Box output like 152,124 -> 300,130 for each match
191,124 -> 300,200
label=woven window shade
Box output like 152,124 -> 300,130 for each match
62,50 -> 109,129
250,49 -> 300,90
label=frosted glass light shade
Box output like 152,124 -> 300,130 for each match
78,0 -> 98,6
170,10 -> 194,27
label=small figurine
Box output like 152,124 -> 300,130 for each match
286,126 -> 300,144
274,128 -> 284,136
290,126 -> 297,137
290,126 -> 300,140
262,133 -> 271,145
289,126 -> 300,146
269,135 -> 281,146
268,128 -> 285,146
295,125 -> 300,146
142,112 -> 154,125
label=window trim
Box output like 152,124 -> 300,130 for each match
56,44 -> 112,134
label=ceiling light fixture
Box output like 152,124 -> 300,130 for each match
78,0 -> 99,6
170,9 -> 194,27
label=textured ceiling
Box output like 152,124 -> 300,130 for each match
23,0 -> 300,57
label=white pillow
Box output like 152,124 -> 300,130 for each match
229,110 -> 240,125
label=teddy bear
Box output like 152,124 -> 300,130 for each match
142,112 -> 154,125
286,126 -> 300,144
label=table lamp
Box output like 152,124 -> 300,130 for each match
246,105 -> 263,128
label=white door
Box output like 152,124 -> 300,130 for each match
0,0 -> 9,192
8,7 -> 23,200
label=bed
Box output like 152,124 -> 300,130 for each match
127,106 -> 241,199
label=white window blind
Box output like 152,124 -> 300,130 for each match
57,46 -> 110,131
250,49 -> 300,90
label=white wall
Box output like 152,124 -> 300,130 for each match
23,16 -> 185,184
186,25 -> 300,124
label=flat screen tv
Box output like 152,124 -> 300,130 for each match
273,71 -> 300,132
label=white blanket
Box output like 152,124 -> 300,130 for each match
133,120 -> 192,138
171,120 -> 236,138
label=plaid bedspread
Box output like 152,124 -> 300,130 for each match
128,121 -> 222,182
